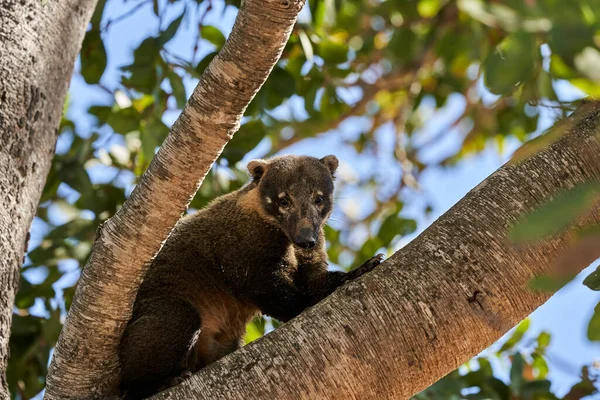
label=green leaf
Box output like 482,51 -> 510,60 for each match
122,65 -> 159,93
588,303 -> 600,341
133,37 -> 161,66
563,367 -> 598,399
90,0 -> 106,28
358,237 -> 384,264
159,10 -> 185,45
549,54 -> 577,79
549,24 -> 595,61
536,332 -> 551,351
510,182 -> 600,243
107,107 -> 143,134
121,38 -> 161,93
221,120 -> 266,165
484,377 -> 510,400
583,266 -> 600,291
379,214 -> 417,245
532,353 -> 549,379
62,163 -> 93,193
201,26 -> 226,48
318,38 -> 349,64
417,0 -> 442,18
499,319 -> 529,353
88,105 -> 112,124
76,184 -> 126,215
245,317 -> 265,344
520,380 -> 552,398
483,32 -> 536,95
528,274 -> 573,293
80,30 -> 107,84
195,51 -> 217,77
269,67 -> 296,99
510,352 -> 525,391
167,70 -> 187,109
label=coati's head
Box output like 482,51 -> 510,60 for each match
247,155 -> 338,249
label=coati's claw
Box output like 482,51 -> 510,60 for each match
363,253 -> 384,271
180,369 -> 193,379
167,369 -> 193,386
349,253 -> 384,280
373,253 -> 384,264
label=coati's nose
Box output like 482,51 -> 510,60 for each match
295,228 -> 316,249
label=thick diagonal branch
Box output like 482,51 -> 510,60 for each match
45,0 -> 305,397
155,101 -> 600,399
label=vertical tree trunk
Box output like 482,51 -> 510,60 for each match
0,0 -> 97,396
44,0 -> 306,397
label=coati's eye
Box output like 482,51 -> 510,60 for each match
279,198 -> 290,207
315,195 -> 324,205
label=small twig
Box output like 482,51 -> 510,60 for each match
102,0 -> 153,32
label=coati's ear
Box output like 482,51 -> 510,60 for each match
247,159 -> 268,182
320,155 -> 339,176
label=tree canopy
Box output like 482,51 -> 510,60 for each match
7,0 -> 600,398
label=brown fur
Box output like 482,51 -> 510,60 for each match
118,155 -> 383,399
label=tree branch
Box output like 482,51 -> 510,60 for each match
153,101 -> 600,399
44,0 -> 305,397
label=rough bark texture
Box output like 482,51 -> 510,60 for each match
151,101 -> 600,400
0,0 -> 97,397
44,0 -> 305,398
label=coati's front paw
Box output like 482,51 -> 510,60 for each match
349,253 -> 384,280
172,369 -> 193,383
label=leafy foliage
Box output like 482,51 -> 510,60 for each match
509,181 -> 600,343
414,320 -> 598,400
8,0 -> 600,398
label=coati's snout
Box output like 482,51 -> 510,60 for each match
247,154 -> 339,248
295,227 -> 316,248
293,219 -> 318,248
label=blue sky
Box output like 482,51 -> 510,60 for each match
24,0 -> 600,397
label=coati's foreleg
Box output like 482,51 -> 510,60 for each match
296,254 -> 384,306
250,272 -> 311,322
119,297 -> 201,399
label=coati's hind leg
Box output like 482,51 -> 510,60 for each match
119,297 -> 201,399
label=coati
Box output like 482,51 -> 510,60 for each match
119,154 -> 384,399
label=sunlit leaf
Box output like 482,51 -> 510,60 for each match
532,353 -> 549,379
499,319 -> 529,353
201,25 -> 226,48
245,317 -> 265,344
587,303 -> 600,341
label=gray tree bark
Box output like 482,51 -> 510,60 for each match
0,0 -> 97,397
149,101 -> 600,399
43,0 -> 306,398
